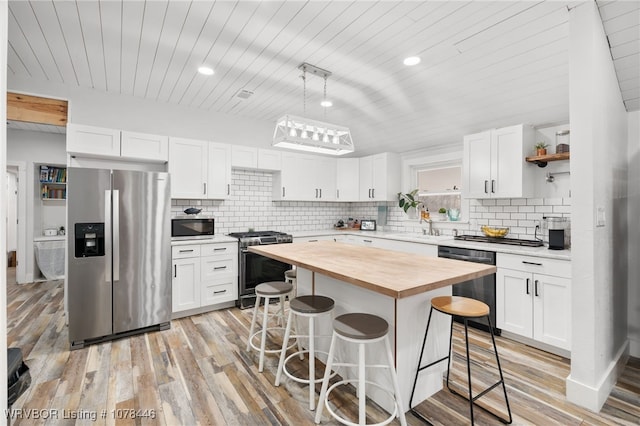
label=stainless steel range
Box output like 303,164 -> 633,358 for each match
228,231 -> 293,309
454,235 -> 544,247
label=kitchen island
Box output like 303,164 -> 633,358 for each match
249,240 -> 496,413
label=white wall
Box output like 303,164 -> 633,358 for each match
6,171 -> 18,251
628,110 -> 640,357
7,129 -> 67,282
8,75 -> 276,150
1,0 -> 10,414
567,2 -> 630,411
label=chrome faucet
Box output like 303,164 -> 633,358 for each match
426,219 -> 433,236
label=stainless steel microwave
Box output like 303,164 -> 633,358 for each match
171,218 -> 214,238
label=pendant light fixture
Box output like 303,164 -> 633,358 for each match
273,62 -> 354,156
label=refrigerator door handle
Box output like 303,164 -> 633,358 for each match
113,190 -> 120,282
105,190 -> 112,282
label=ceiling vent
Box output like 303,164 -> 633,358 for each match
235,89 -> 254,100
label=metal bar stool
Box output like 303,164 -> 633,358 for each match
285,268 -> 297,297
315,313 -> 407,426
409,296 -> 512,425
247,281 -> 296,372
275,295 -> 336,410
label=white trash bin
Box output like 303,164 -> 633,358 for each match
34,240 -> 65,280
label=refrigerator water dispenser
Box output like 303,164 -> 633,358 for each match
74,223 -> 105,257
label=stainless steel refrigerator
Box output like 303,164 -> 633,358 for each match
67,168 -> 171,349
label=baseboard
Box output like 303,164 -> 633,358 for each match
566,340 -> 629,411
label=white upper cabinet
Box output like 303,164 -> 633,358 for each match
273,152 -> 336,201
257,149 -> 281,171
336,158 -> 360,201
230,146 -> 282,171
169,138 -> 231,200
120,131 -> 168,162
462,124 -> 534,199
231,145 -> 258,169
67,124 -> 121,157
359,152 -> 400,201
207,142 -> 232,199
67,124 -> 168,162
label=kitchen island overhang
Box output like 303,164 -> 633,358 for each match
248,240 -> 496,414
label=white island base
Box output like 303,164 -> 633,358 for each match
297,268 -> 452,414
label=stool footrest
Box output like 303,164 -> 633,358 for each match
249,328 -> 297,354
282,350 -> 339,385
325,379 -> 398,426
416,354 -> 449,373
448,381 -> 512,424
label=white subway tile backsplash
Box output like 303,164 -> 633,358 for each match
171,169 -> 570,242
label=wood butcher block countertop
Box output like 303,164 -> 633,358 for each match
249,241 -> 496,299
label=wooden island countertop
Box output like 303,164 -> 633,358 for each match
249,240 -> 496,299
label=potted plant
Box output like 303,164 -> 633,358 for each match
534,141 -> 549,156
397,189 -> 421,218
438,207 -> 447,220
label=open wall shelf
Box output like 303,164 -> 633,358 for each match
525,152 -> 570,167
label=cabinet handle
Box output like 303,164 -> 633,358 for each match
227,184 -> 230,195
491,180 -> 496,193
522,261 -> 542,266
368,188 -> 372,198
203,182 -> 207,195
484,180 -> 488,194
363,239 -> 372,243
213,289 -> 227,294
214,247 -> 226,251
179,249 -> 194,253
213,266 -> 227,270
308,239 -> 318,242
371,188 -> 375,198
174,265 -> 177,278
282,187 -> 285,197
315,188 -> 319,198
319,188 -> 322,198
526,278 -> 530,295
535,280 -> 539,297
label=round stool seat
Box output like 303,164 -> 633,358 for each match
255,281 -> 293,296
290,295 -> 334,314
431,296 -> 490,318
285,269 -> 297,279
333,313 -> 388,340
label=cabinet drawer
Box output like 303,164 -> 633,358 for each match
497,253 -> 570,278
200,243 -> 237,257
201,280 -> 236,306
172,245 -> 201,259
201,256 -> 235,280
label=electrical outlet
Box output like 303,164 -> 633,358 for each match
596,206 -> 606,227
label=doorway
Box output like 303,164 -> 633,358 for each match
6,161 -> 26,283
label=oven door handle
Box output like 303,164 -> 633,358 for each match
441,254 -> 493,264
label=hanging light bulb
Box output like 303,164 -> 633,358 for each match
288,121 -> 297,137
301,128 -> 309,139
312,127 -> 319,141
322,132 -> 330,143
332,133 -> 340,144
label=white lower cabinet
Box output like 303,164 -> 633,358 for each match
496,253 -> 571,351
172,241 -> 237,317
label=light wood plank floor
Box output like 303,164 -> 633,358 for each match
6,270 -> 640,425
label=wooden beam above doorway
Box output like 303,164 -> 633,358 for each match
7,92 -> 68,126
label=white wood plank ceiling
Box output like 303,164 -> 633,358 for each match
6,1 -> 637,155
597,0 -> 640,112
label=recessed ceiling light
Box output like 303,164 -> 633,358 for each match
198,66 -> 214,76
403,56 -> 421,66
321,100 -> 333,107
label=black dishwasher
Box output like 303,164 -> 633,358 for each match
438,246 -> 500,335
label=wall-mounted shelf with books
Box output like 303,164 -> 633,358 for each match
40,165 -> 67,200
